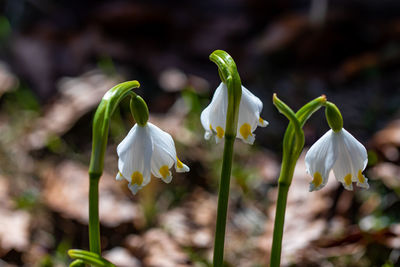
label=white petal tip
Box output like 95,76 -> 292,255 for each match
357,182 -> 370,190
116,172 -> 124,181
215,136 -> 223,144
176,163 -> 190,173
204,131 -> 212,140
309,185 -> 316,192
244,135 -> 255,145
128,183 -> 141,195
309,182 -> 323,192
258,120 -> 269,127
342,183 -> 354,191
161,174 -> 173,184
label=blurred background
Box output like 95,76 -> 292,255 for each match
0,0 -> 399,266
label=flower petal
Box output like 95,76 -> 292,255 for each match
200,102 -> 213,140
201,83 -> 267,144
117,124 -> 153,194
175,156 -> 190,173
116,171 -> 125,181
332,129 -> 369,190
236,85 -> 267,144
258,117 -> 269,127
148,123 -> 176,183
305,130 -> 338,191
201,83 -> 228,143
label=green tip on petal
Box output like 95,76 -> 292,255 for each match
325,101 -> 343,132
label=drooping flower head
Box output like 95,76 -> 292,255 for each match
116,122 -> 189,194
305,102 -> 368,191
201,82 -> 268,144
116,94 -> 189,194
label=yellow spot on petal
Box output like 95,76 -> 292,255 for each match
216,126 -> 224,138
131,171 -> 143,186
344,173 -> 352,186
176,157 -> 183,169
209,124 -> 213,130
159,165 -> 170,179
240,123 -> 252,140
259,117 -> 264,124
312,172 -> 323,187
357,170 -> 365,184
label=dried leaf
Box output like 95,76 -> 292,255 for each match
23,71 -> 122,150
41,161 -> 144,227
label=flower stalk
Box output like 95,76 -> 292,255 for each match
270,94 -> 326,267
68,81 -> 140,266
209,50 -> 242,267
88,81 -> 141,255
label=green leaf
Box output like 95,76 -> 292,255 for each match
68,249 -> 116,267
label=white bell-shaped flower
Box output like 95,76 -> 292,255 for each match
116,122 -> 189,194
201,82 -> 268,144
305,128 -> 369,191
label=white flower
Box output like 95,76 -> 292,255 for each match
200,82 -> 268,144
305,128 -> 369,191
116,122 -> 189,194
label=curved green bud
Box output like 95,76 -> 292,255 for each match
130,95 -> 149,127
68,249 -> 116,267
325,101 -> 343,132
209,50 -> 242,138
89,81 -> 140,176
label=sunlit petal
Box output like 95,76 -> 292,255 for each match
175,156 -> 190,173
305,130 -> 338,191
116,120 -> 190,194
201,82 -> 268,144
201,83 -> 228,143
117,124 -> 153,194
332,129 -> 369,190
148,123 -> 176,183
237,85 -> 267,144
306,128 -> 369,192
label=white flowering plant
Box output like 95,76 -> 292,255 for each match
204,50 -> 269,266
68,81 -> 188,266
269,95 -> 369,267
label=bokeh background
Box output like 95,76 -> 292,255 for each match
0,0 -> 400,266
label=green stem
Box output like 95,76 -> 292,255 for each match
270,181 -> 289,267
270,162 -> 296,267
209,50 -> 242,267
87,81 -> 140,257
89,174 -> 101,255
213,135 -> 235,267
270,95 -> 326,266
